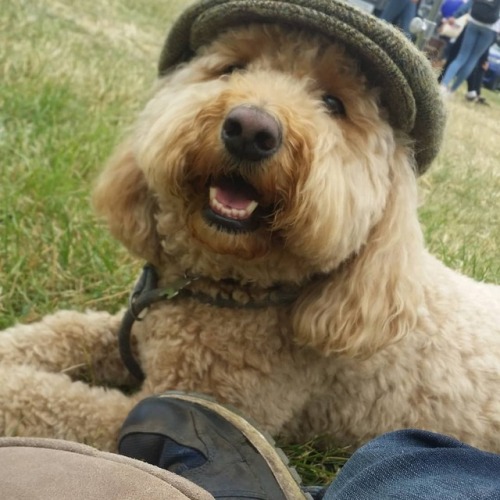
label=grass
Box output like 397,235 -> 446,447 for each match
419,90 -> 500,282
1,0 -> 186,325
1,0 -> 500,487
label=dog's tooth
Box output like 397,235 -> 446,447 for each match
246,200 -> 258,215
209,197 -> 224,215
209,186 -> 217,201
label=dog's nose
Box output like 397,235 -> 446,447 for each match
221,105 -> 282,161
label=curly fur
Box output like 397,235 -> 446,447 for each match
2,25 -> 500,453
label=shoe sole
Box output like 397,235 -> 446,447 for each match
160,391 -> 312,500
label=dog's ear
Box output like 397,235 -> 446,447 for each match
92,140 -> 159,265
292,158 -> 424,358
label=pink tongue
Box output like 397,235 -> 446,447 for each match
215,186 -> 254,210
212,177 -> 258,210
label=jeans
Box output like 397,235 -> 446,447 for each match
439,27 -> 490,95
323,429 -> 500,499
379,0 -> 417,38
441,22 -> 496,92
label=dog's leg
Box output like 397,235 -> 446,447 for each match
0,310 -> 131,387
0,364 -> 137,450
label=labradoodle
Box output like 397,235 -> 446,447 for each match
1,18 -> 500,453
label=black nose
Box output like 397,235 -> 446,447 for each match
221,105 -> 282,161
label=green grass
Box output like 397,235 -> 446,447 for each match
281,439 -> 351,486
1,0 -> 186,325
419,90 -> 500,282
1,0 -> 500,486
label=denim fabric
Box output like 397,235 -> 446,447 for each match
323,429 -> 500,499
441,22 -> 496,91
379,0 -> 417,37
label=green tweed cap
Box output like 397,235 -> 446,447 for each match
159,0 -> 446,174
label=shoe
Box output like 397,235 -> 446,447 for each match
475,96 -> 489,106
465,90 -> 477,101
439,84 -> 452,100
118,392 -> 311,499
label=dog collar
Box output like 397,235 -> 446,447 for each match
118,264 -> 304,381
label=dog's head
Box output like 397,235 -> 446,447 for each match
94,4 -> 444,357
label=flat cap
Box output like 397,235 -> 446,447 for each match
159,0 -> 446,173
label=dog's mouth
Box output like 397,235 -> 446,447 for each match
203,175 -> 265,232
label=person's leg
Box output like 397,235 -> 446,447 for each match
467,64 -> 483,96
450,26 -> 495,91
466,47 -> 490,98
0,437 -> 213,500
438,29 -> 465,82
476,48 -> 490,97
379,0 -> 407,24
441,23 -> 479,88
373,0 -> 389,17
398,0 -> 418,36
323,429 -> 500,500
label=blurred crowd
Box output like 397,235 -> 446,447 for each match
370,0 -> 500,103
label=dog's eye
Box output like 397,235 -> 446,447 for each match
221,64 -> 246,75
322,94 -> 346,117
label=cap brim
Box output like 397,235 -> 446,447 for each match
159,0 -> 446,173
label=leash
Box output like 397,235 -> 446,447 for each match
118,265 -> 194,382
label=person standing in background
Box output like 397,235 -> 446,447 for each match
439,26 -> 491,103
440,0 -> 500,95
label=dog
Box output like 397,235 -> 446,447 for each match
1,5 -> 500,454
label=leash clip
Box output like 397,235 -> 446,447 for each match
128,265 -> 197,320
161,275 -> 196,300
